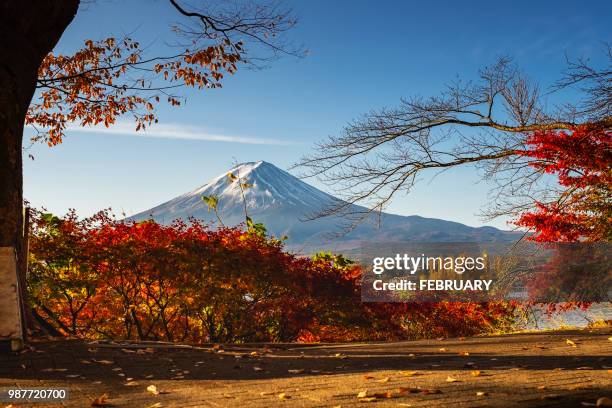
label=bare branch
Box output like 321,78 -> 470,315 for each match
554,43 -> 612,121
296,55 -> 611,231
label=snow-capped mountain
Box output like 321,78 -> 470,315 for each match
129,161 -> 519,252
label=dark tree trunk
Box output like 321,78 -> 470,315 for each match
0,0 -> 79,249
1,2 -> 79,344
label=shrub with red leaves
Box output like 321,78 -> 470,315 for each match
28,209 -> 516,342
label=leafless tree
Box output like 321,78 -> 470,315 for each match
296,52 -> 611,230
554,44 -> 612,121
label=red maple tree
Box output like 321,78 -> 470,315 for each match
514,124 -> 611,242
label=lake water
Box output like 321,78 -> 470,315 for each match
519,302 -> 612,330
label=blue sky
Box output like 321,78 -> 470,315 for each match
24,0 -> 611,228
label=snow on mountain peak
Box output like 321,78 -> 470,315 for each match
136,161 -> 338,225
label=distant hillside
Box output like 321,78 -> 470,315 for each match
129,161 -> 520,252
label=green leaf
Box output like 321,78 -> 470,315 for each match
245,216 -> 267,238
201,195 -> 219,212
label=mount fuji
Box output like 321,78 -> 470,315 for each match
129,161 -> 519,252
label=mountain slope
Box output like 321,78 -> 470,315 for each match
129,161 -> 519,251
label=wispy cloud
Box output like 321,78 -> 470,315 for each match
66,122 -> 298,146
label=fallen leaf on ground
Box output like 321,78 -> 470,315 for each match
597,397 -> 612,407
446,376 -> 461,382
124,381 -> 139,386
259,391 -> 274,396
121,348 -> 135,353
95,359 -> 114,365
399,371 -> 418,376
147,385 -> 159,395
357,391 -> 368,398
476,391 -> 488,396
471,370 -> 482,376
376,377 -> 390,383
438,348 -> 447,352
459,351 -> 470,356
278,393 -> 290,400
253,367 -> 263,372
566,339 -> 577,347
91,394 -> 108,407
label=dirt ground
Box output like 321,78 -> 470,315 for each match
1,328 -> 611,407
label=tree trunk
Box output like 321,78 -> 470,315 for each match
0,1 -> 79,344
0,0 -> 79,247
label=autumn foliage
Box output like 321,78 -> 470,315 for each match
27,209 -> 515,343
27,37 -> 241,146
515,125 -> 612,242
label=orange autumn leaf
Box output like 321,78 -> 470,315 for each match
91,394 -> 108,406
